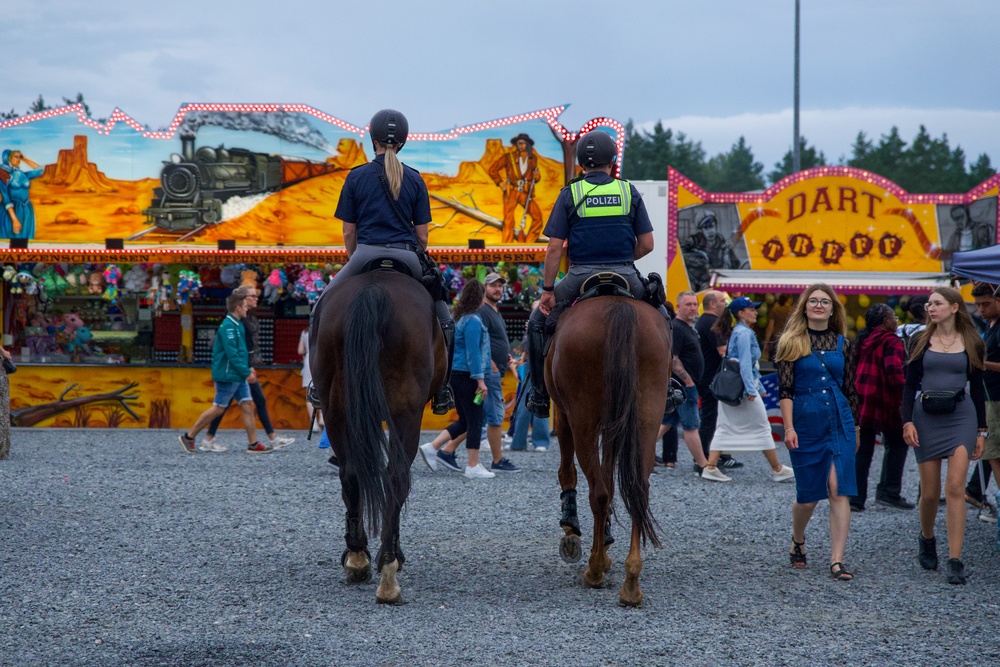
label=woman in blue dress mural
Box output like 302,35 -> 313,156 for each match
776,284 -> 858,581
0,149 -> 44,239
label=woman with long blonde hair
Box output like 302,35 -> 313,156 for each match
901,287 -> 986,584
775,284 -> 858,581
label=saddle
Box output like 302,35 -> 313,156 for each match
360,256 -> 417,278
576,272 -> 635,302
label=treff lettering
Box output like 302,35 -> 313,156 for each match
787,186 -> 883,223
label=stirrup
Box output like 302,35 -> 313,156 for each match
526,389 -> 550,418
431,386 -> 455,415
306,383 -> 322,409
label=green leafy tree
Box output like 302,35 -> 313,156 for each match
703,136 -> 765,192
969,153 -> 997,186
768,136 -> 827,184
621,120 -> 706,183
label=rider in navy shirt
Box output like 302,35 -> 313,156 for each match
312,109 -> 454,414
524,130 -> 666,417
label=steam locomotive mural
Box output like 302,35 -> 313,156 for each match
132,135 -> 342,240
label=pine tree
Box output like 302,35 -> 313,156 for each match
768,136 -> 827,184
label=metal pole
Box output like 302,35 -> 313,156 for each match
793,0 -> 801,173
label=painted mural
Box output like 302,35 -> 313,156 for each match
666,166 -> 1000,298
0,104 -> 623,247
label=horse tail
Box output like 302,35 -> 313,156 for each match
343,282 -> 405,534
602,301 -> 661,548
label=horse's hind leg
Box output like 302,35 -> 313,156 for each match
341,476 -> 372,583
556,413 -> 581,563
619,523 -> 644,607
336,427 -> 372,583
375,413 -> 418,605
582,442 -> 612,589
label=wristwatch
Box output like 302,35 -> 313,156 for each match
542,285 -> 555,292
978,429 -> 989,438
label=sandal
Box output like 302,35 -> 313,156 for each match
829,562 -> 854,581
789,536 -> 807,569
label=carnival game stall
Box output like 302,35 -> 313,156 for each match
0,102 -> 617,428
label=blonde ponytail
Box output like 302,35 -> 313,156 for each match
383,144 -> 403,199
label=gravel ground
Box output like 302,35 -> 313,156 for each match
1,428 -> 998,667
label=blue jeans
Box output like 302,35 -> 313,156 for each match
483,370 -> 504,426
662,385 -> 701,431
213,380 -> 251,407
511,383 -> 550,450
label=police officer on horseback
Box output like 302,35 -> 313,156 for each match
525,129 -> 667,418
313,108 -> 455,414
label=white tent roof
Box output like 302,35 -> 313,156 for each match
709,270 -> 954,295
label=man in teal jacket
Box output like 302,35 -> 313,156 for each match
178,291 -> 273,454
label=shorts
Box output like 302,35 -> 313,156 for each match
985,401 -> 1000,460
662,385 -> 701,431
213,380 -> 252,407
483,370 -> 504,427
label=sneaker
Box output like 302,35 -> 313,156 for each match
419,442 -> 438,472
246,442 -> 275,454
269,435 -> 295,450
876,495 -> 916,510
198,437 -> 228,453
946,558 -> 967,585
770,465 -> 795,482
328,454 -> 340,473
178,433 -> 196,454
978,505 -> 998,523
464,463 -> 495,479
700,466 -> 731,482
436,450 -> 462,473
719,456 -> 745,469
849,502 -> 865,512
655,455 -> 665,466
491,457 -> 521,473
532,446 -> 547,453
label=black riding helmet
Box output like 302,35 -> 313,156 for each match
369,109 -> 408,151
576,130 -> 618,168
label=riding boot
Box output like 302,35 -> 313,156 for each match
431,321 -> 456,415
526,316 -> 551,418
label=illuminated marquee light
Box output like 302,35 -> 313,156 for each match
0,102 -> 624,161
666,167 -> 1000,265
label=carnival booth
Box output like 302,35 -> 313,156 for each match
667,166 -> 1000,349
0,104 -> 620,429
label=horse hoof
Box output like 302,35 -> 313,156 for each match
560,535 -> 582,563
582,569 -> 606,589
618,591 -> 643,608
376,593 -> 404,606
345,566 -> 372,583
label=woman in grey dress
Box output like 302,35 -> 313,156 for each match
902,287 -> 986,585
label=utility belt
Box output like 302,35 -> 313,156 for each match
508,179 -> 534,192
378,242 -> 419,252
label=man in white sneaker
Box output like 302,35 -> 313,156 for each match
178,291 -> 271,455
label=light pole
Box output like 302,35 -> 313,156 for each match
793,0 -> 801,172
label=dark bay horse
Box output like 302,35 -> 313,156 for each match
546,296 -> 671,607
312,270 -> 446,604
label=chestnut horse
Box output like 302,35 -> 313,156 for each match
311,270 -> 446,604
547,296 -> 671,607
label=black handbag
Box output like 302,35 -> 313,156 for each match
709,344 -> 744,407
920,388 -> 964,415
2,357 -> 15,374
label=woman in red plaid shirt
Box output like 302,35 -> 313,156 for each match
850,304 -> 914,512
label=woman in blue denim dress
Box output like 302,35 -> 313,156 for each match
776,284 -> 858,581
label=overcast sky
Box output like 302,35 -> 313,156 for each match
6,0 -> 1000,179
